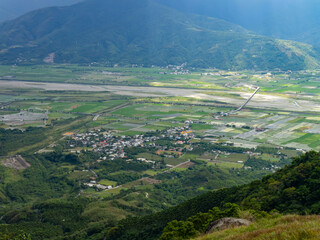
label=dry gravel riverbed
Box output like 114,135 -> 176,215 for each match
0,80 -> 317,112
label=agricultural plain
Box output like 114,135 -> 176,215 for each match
1,65 -> 320,151
0,65 -> 320,237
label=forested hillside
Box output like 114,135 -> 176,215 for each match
107,151 -> 320,239
157,0 -> 320,42
0,0 -> 319,70
0,0 -> 81,22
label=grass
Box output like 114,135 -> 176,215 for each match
164,158 -> 189,166
207,161 -> 243,169
101,187 -> 122,196
137,153 -> 162,161
99,179 -> 117,187
196,215 -> 320,240
121,130 -> 146,136
191,124 -> 213,131
260,154 -> 280,162
48,112 -> 76,119
82,200 -> 129,222
73,100 -> 126,114
2,168 -> 23,184
143,170 -> 158,176
215,153 -> 248,163
180,154 -> 200,160
68,170 -> 94,181
285,133 -> 320,148
8,116 -> 91,155
141,125 -> 167,131
170,168 -> 188,172
48,100 -> 126,114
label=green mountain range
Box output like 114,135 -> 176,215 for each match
157,0 -> 320,41
0,0 -> 81,22
296,27 -> 320,47
0,0 -> 319,70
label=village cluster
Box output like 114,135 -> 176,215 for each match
62,117 -> 289,191
66,120 -> 196,161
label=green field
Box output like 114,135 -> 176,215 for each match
99,179 -> 117,187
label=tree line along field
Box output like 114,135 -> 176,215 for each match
0,65 -> 320,239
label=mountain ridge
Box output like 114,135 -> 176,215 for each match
0,0 -> 81,22
0,0 -> 319,70
156,0 -> 320,42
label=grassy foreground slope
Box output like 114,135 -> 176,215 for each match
197,215 -> 320,240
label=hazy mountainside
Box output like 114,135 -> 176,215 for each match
157,0 -> 320,43
0,0 -> 319,70
0,0 -> 81,22
296,27 -> 320,47
2,0 -> 320,44
109,151 -> 320,239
